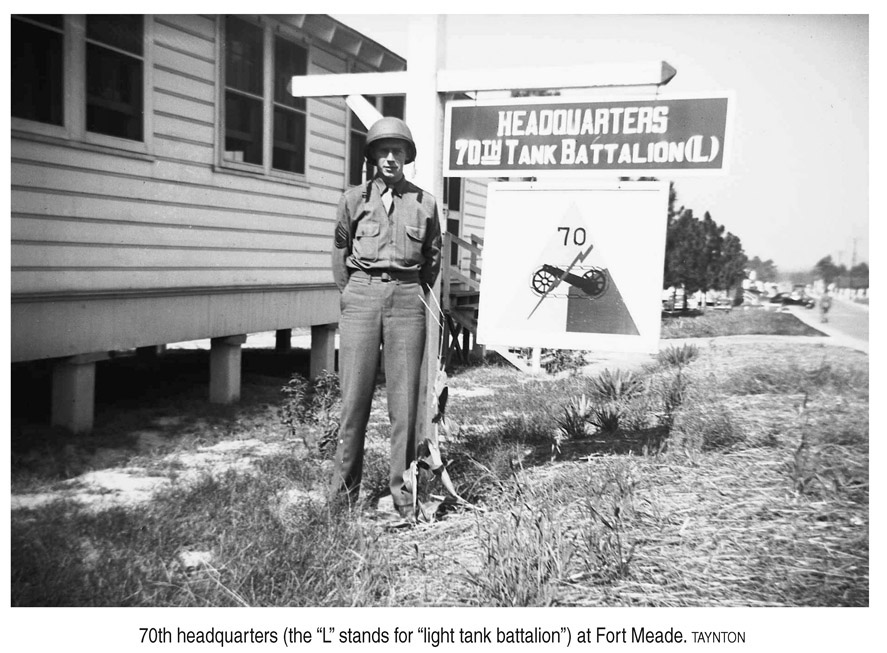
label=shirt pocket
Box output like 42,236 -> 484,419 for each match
353,220 -> 381,261
403,224 -> 426,264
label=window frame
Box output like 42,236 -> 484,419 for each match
217,15 -> 311,182
11,14 -> 154,156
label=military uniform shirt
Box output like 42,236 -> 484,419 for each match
332,175 -> 442,291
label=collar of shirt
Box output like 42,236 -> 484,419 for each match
373,175 -> 408,198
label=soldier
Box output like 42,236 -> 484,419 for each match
819,289 -> 832,323
330,117 -> 442,519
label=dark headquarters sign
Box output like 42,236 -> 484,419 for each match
443,94 -> 731,176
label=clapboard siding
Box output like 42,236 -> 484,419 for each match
310,114 -> 348,143
154,67 -> 215,104
309,139 -> 346,164
154,113 -> 216,145
11,139 -> 338,206
155,14 -> 216,42
12,191 -> 335,236
456,178 -> 489,270
14,269 -> 333,296
154,16 -> 216,60
152,135 -> 216,163
308,44 -> 347,74
154,43 -> 215,83
12,286 -> 340,362
154,92 -> 215,125
13,244 -> 329,270
463,178 -> 489,236
11,160 -> 338,218
10,13 -> 405,361
12,217 -> 331,251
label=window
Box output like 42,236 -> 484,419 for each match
273,37 -> 307,173
223,17 -> 263,165
348,94 -> 406,186
12,15 -> 64,125
11,15 -> 151,152
86,15 -> 144,141
443,177 -> 462,213
348,94 -> 375,186
443,178 -> 463,266
222,16 -> 308,176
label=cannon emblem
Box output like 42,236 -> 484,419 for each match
530,264 -> 609,299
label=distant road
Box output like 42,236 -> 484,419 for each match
826,296 -> 869,342
787,296 -> 868,353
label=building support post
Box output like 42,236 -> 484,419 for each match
51,353 -> 106,434
209,335 -> 246,404
310,324 -> 337,379
275,328 -> 292,352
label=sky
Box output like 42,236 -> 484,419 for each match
333,13 -> 870,273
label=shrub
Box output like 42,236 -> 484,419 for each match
543,349 -> 588,375
553,395 -> 592,456
587,401 -> 624,436
311,370 -> 341,458
586,368 -> 642,401
280,375 -> 311,448
653,369 -> 691,428
657,343 -> 700,368
279,371 -> 341,457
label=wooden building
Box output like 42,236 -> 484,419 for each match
11,14 -> 487,433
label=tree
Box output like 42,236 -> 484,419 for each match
833,262 -> 869,289
701,212 -> 725,291
663,208 -> 707,293
718,231 -> 748,291
663,207 -> 747,296
848,262 -> 869,289
746,256 -> 778,282
668,182 -> 680,220
813,255 -> 844,285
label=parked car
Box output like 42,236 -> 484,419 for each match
769,292 -> 816,309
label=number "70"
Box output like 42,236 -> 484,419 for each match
558,226 -> 587,246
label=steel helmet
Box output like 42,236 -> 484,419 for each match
364,117 -> 416,164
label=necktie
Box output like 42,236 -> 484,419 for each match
381,187 -> 394,215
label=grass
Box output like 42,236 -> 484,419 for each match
11,313 -> 868,607
661,307 -> 825,339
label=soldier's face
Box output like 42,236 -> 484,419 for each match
373,139 -> 407,183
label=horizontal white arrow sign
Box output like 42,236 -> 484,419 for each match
289,61 -> 676,98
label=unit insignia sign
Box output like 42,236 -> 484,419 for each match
476,181 -> 669,353
444,94 -> 731,177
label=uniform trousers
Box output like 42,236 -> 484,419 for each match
330,271 -> 426,509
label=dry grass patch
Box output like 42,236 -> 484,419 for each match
661,309 -> 824,339
11,340 -> 867,607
